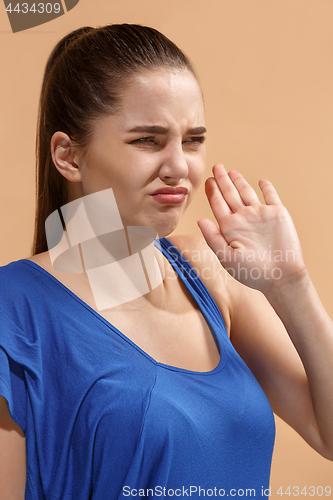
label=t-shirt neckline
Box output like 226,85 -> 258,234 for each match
18,239 -> 227,376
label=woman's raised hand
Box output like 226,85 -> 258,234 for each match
197,164 -> 306,293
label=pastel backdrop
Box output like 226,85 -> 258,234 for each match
0,0 -> 332,496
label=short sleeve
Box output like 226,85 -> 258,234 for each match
0,307 -> 42,434
0,347 -> 27,432
0,263 -> 42,434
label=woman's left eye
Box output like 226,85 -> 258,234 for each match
183,136 -> 206,144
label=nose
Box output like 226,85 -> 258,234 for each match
158,143 -> 189,183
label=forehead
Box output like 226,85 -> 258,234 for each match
97,69 -> 205,135
125,68 -> 203,101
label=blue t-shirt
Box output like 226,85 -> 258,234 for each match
0,238 -> 275,499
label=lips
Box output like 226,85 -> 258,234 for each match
150,186 -> 188,205
151,187 -> 188,196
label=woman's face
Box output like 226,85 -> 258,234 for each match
75,69 -> 206,237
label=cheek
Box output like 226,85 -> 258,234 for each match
191,156 -> 206,188
109,175 -> 140,202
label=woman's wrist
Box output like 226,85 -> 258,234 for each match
262,266 -> 311,306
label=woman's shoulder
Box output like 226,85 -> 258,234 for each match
0,259 -> 49,340
0,254 -> 56,312
0,254 -> 50,283
0,258 -> 35,288
166,234 -> 232,333
166,234 -> 270,333
1,252 -> 66,293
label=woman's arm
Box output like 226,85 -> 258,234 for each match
263,269 -> 333,455
0,395 -> 26,499
194,164 -> 333,459
227,275 -> 333,460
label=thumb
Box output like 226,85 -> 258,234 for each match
197,218 -> 231,264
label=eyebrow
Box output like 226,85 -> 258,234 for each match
128,125 -> 207,135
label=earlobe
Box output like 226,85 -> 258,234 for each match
51,131 -> 82,183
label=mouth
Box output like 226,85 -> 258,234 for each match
150,187 -> 188,205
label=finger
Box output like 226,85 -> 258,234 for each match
212,164 -> 245,213
228,170 -> 261,206
205,177 -> 232,221
197,218 -> 232,263
259,179 -> 283,205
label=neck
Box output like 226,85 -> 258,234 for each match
46,189 -> 165,311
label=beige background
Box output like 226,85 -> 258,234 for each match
0,0 -> 332,496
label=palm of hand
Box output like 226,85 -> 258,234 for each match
198,164 -> 305,292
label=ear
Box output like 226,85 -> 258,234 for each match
51,131 -> 82,183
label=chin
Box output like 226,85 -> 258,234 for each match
156,229 -> 175,239
122,208 -> 183,239
156,212 -> 184,238
144,219 -> 179,240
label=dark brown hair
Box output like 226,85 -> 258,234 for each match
33,24 -> 194,255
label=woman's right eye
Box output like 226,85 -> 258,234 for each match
130,136 -> 156,144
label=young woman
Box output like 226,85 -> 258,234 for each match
0,24 -> 332,500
